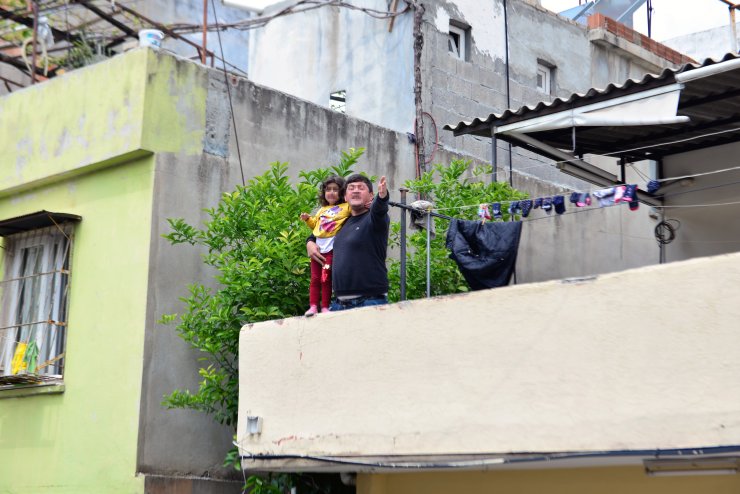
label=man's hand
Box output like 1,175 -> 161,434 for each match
300,212 -> 310,221
378,176 -> 388,199
306,241 -> 326,264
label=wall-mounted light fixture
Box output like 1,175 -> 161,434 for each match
644,457 -> 740,477
247,415 -> 263,435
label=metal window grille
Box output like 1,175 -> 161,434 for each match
0,224 -> 73,387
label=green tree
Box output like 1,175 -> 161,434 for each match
388,160 -> 527,301
160,153 -> 526,492
160,149 -> 364,429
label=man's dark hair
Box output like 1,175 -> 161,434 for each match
345,174 -> 373,193
319,175 -> 346,206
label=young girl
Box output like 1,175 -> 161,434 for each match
300,176 -> 351,315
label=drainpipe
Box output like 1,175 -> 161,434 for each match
730,5 -> 738,54
503,0 -> 513,186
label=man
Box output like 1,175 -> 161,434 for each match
307,174 -> 389,310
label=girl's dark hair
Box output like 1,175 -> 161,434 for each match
319,175 -> 346,206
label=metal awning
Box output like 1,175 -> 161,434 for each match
444,53 -> 740,199
0,211 -> 81,236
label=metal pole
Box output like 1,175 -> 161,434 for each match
399,187 -> 409,301
730,6 -> 738,54
659,210 -> 665,264
202,0 -> 208,64
426,211 -> 431,298
30,1 -> 38,85
491,128 -> 498,182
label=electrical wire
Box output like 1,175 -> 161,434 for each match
233,443 -> 740,470
654,219 -> 680,245
171,0 -> 411,34
210,0 -> 245,187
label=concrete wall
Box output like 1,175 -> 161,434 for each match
661,141 -> 740,262
246,0 -> 683,186
248,0 -> 416,133
237,251 -> 740,468
663,22 -> 740,63
243,0 -> 666,282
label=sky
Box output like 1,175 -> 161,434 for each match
227,0 -> 735,41
540,0 -> 735,41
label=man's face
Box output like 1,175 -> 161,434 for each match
345,180 -> 373,210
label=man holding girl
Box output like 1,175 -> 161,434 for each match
302,174 -> 389,313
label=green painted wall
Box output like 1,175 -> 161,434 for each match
0,47 -> 209,493
0,48 -> 206,196
0,157 -> 154,493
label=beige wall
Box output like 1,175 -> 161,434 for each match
358,467 -> 740,494
238,251 -> 740,468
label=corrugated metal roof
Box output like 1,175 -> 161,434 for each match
445,53 -> 740,161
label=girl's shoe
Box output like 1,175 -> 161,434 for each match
321,308 -> 331,314
305,305 -> 318,316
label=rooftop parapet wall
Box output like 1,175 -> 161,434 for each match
588,13 -> 695,66
0,48 -> 206,196
238,252 -> 740,467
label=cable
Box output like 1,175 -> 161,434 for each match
655,219 -> 680,245
172,0 -> 410,34
210,0 -> 245,187
653,200 -> 740,208
234,444 -> 740,470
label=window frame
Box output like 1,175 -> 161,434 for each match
536,61 -> 554,95
448,25 -> 465,60
0,222 -> 74,392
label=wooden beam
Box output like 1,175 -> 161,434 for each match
387,0 -> 399,32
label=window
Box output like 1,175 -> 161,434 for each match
448,22 -> 470,61
330,90 -> 346,113
537,61 -> 554,94
0,218 -> 75,389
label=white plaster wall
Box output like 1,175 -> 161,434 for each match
431,0 -> 507,62
237,252 -> 740,460
248,0 -> 415,132
663,23 -> 740,63
142,0 -> 251,73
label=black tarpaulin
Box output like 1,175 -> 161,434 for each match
445,219 -> 522,290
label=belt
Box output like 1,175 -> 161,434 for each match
333,295 -> 386,307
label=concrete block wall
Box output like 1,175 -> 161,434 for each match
422,0 -> 684,192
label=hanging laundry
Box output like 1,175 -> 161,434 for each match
623,184 -> 637,203
576,193 -> 591,207
478,203 -> 492,222
542,197 -> 553,214
647,180 -> 661,194
520,199 -> 533,218
491,202 -> 503,220
592,187 -> 615,207
508,200 -> 521,216
614,185 -> 627,203
445,219 -> 522,290
553,195 -> 566,215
